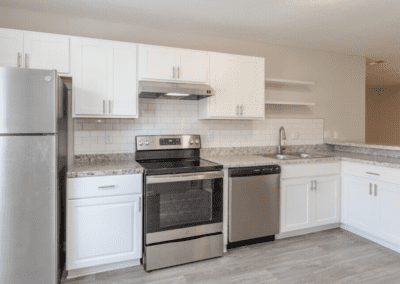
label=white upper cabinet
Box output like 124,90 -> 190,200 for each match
0,29 -> 23,68
24,32 -> 70,73
199,52 -> 265,120
0,28 -> 70,73
72,37 -> 138,118
138,45 -> 209,83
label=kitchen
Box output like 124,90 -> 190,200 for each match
1,1 -> 400,283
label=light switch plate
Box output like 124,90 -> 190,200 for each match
334,131 -> 339,139
324,131 -> 330,139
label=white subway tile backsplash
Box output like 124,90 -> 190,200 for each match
73,99 -> 324,154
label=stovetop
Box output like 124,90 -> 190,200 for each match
136,157 -> 223,176
135,135 -> 223,175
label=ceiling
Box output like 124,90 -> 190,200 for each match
1,0 -> 400,85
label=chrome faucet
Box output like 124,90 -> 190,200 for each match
278,126 -> 286,154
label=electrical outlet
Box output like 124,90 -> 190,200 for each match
106,133 -> 112,144
324,131 -> 330,139
334,131 -> 339,139
291,131 -> 299,140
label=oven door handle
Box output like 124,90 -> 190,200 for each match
146,171 -> 224,184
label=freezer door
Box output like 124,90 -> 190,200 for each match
0,67 -> 57,134
0,136 -> 57,284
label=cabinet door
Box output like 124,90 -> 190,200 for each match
313,175 -> 340,226
24,32 -> 70,73
110,43 -> 138,116
376,182 -> 400,245
342,175 -> 375,234
73,38 -> 110,115
67,195 -> 142,270
236,56 -> 265,118
207,52 -> 240,118
178,50 -> 209,83
0,28 -> 23,68
138,45 -> 176,81
280,178 -> 313,232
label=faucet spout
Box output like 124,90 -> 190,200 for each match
278,126 -> 286,154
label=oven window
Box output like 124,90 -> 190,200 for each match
146,178 -> 223,233
160,180 -> 212,227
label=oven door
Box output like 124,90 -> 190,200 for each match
145,171 -> 223,245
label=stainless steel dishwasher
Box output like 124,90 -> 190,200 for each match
228,165 -> 280,248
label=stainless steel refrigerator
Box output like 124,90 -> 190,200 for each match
0,67 -> 67,284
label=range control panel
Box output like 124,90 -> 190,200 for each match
160,138 -> 181,145
136,135 -> 201,151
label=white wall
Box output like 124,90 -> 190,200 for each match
0,6 -> 366,152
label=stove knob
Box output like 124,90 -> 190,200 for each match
145,141 -> 149,146
195,139 -> 200,144
138,141 -> 143,146
190,140 -> 194,145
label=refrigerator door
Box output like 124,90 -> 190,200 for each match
0,67 -> 57,134
0,135 -> 57,284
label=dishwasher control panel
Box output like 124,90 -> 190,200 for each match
229,165 -> 281,177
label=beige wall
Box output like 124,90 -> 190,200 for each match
366,86 -> 400,145
0,6 -> 366,142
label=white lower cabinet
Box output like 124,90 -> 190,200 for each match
281,174 -> 340,233
342,173 -> 400,247
66,174 -> 142,276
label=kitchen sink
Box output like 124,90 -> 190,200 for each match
265,154 -> 301,160
263,153 -> 333,160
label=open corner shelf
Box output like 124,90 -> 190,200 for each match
265,78 -> 315,86
265,101 -> 316,106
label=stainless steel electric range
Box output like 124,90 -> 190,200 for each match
135,135 -> 224,271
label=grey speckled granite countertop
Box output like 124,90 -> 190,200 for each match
325,141 -> 400,151
67,160 -> 144,178
203,151 -> 400,170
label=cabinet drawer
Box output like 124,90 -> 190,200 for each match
67,174 -> 142,199
342,161 -> 400,184
281,162 -> 340,179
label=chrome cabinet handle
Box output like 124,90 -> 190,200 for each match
240,105 -> 243,115
17,52 -> 21,67
139,197 -> 142,212
177,66 -> 180,79
172,66 -> 176,79
310,180 -> 314,191
103,100 -> 106,114
98,185 -> 115,189
236,105 -> 239,115
25,53 -> 29,68
314,180 -> 317,191
366,172 -> 380,176
369,183 -> 373,195
109,100 -> 113,114
374,184 -> 378,196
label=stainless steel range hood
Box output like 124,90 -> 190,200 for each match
138,80 -> 215,100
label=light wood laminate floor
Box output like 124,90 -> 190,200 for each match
62,229 -> 400,284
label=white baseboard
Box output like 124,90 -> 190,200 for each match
276,223 -> 341,240
67,259 -> 140,279
340,223 -> 400,254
